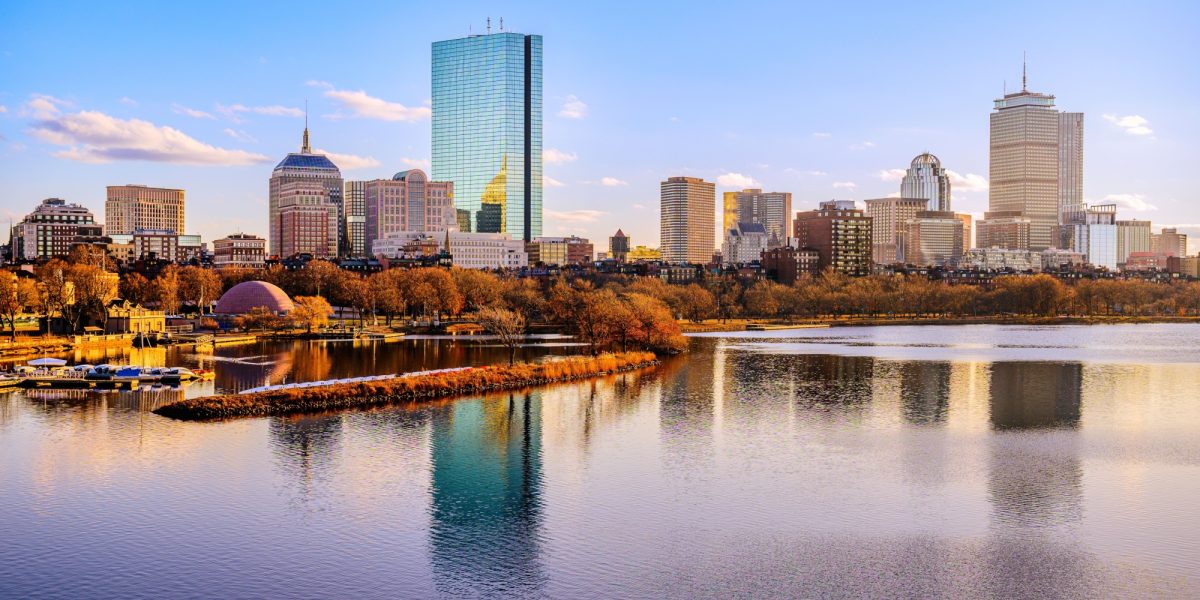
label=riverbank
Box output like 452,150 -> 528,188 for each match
154,351 -> 659,421
678,315 -> 1200,332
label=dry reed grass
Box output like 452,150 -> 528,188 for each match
154,351 -> 658,421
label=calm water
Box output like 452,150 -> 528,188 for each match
1,325 -> 1199,599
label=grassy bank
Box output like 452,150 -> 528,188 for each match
679,315 -> 1200,333
154,351 -> 659,421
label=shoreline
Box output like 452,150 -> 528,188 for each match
679,315 -> 1200,333
154,351 -> 659,421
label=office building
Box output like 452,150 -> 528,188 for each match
904,211 -> 965,267
722,189 -> 793,247
722,222 -> 769,266
976,211 -> 1032,250
1169,256 -> 1200,278
1151,228 -> 1188,257
1116,220 -> 1151,266
526,236 -> 593,265
1124,252 -> 1171,272
276,180 -> 339,259
627,246 -> 662,261
609,229 -> 630,262
660,176 -> 716,264
131,229 -> 179,262
363,170 -> 455,253
432,30 -> 542,241
10,198 -> 105,260
343,181 -> 367,257
213,233 -> 267,268
957,213 -> 974,249
958,247 -> 1038,271
864,197 -> 926,264
900,153 -> 952,212
373,230 -> 527,270
269,126 -> 343,258
1041,248 -> 1086,271
105,185 -> 185,235
792,200 -> 872,276
988,65 -> 1083,250
1057,204 -> 1117,270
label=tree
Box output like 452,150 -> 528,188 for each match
234,306 -> 281,331
0,273 -> 37,341
67,244 -> 116,270
290,295 -> 333,333
369,270 -> 406,325
452,268 -> 503,312
155,266 -> 182,315
477,306 -> 526,364
297,260 -> 341,297
119,272 -> 155,306
34,259 -> 69,335
677,283 -> 717,322
66,264 -> 118,332
179,266 -> 223,315
624,293 -> 686,353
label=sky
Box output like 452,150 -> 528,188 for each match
1,0 -> 1198,254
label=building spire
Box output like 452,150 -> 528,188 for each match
301,100 -> 311,154
1022,51 -> 1027,91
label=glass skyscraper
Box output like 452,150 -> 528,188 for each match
432,32 -> 542,242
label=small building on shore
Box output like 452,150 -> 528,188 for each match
105,300 -> 166,334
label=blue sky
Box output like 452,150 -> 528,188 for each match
1,0 -> 1197,253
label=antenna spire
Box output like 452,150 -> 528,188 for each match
301,99 -> 311,154
1022,51 -> 1027,91
487,16 -> 491,34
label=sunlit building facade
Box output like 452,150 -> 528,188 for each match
722,221 -> 769,266
432,31 -> 542,241
660,177 -> 716,264
1116,220 -> 1151,266
105,185 -> 185,236
609,229 -> 630,262
362,170 -> 455,254
904,211 -> 965,267
793,200 -> 872,276
864,197 -> 926,264
276,180 -> 338,259
976,210 -> 1032,250
900,153 -> 952,212
10,198 -> 104,260
343,180 -> 367,257
526,236 -> 593,265
722,189 -> 792,248
269,127 -> 343,258
213,233 -> 266,268
1151,228 -> 1188,258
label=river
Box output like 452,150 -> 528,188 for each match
1,324 -> 1198,599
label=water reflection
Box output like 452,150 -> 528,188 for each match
270,414 -> 344,501
989,362 -> 1083,430
429,392 -> 545,597
898,362 -> 951,425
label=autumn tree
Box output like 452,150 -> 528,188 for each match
452,268 -> 503,312
0,273 -> 37,340
369,270 -> 406,325
290,295 -> 333,333
624,293 -> 686,353
234,306 -> 281,331
297,260 -> 341,297
119,272 -> 155,306
66,263 -> 119,332
179,266 -> 223,315
155,266 -> 182,315
477,306 -> 526,364
34,259 -> 69,335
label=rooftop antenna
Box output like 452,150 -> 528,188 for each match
487,16 -> 491,34
1022,51 -> 1027,91
500,17 -> 504,31
301,99 -> 311,153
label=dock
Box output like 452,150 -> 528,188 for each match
745,323 -> 831,331
17,378 -> 139,390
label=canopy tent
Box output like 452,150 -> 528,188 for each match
27,358 -> 68,367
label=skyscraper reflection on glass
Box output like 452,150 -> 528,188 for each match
433,31 -> 542,242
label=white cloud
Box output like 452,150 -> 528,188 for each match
313,82 -> 430,121
632,203 -> 647,210
1103,113 -> 1153,136
30,109 -> 269,165
947,170 -> 989,192
716,172 -> 759,188
833,181 -> 857,190
0,105 -> 6,114
172,103 -> 215,120
544,148 -> 577,164
811,132 -> 832,138
850,141 -> 876,150
546,209 -> 606,222
118,97 -> 138,107
600,176 -> 627,187
223,128 -> 258,143
313,148 -> 380,170
216,103 -> 303,118
544,175 -> 565,188
401,157 -> 430,169
1101,193 -> 1157,212
878,168 -> 906,182
23,94 -> 71,119
559,94 -> 587,119
886,192 -> 902,198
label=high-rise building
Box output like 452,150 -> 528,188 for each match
1057,204 -> 1117,270
609,229 -> 630,262
957,213 -> 974,249
722,222 -> 769,266
432,31 -> 542,241
900,153 -> 952,212
1116,220 -> 1151,266
864,197 -> 926,264
269,126 -> 344,257
276,180 -> 338,259
105,185 -> 185,235
792,200 -> 872,276
10,198 -> 105,260
343,181 -> 367,257
722,189 -> 793,248
905,211 -> 965,267
362,170 -> 455,255
976,210 -> 1032,250
213,233 -> 267,268
988,64 -> 1082,251
660,177 -> 716,264
1151,228 -> 1188,257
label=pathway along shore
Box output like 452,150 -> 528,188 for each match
154,352 -> 660,421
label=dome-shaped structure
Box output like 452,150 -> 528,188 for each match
911,152 -> 941,168
215,281 -> 295,315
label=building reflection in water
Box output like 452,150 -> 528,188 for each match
898,362 -> 952,425
269,414 -> 343,501
428,392 -> 545,597
987,362 -> 1084,526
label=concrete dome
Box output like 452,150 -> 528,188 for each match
215,281 -> 295,315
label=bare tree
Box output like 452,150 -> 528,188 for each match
477,306 -> 526,364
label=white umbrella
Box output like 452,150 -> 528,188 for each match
28,358 -> 68,367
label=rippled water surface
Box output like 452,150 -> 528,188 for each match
2,325 -> 1199,599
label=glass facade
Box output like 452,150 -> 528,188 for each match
432,32 -> 542,242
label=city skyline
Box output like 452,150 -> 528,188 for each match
0,1 -> 1196,253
